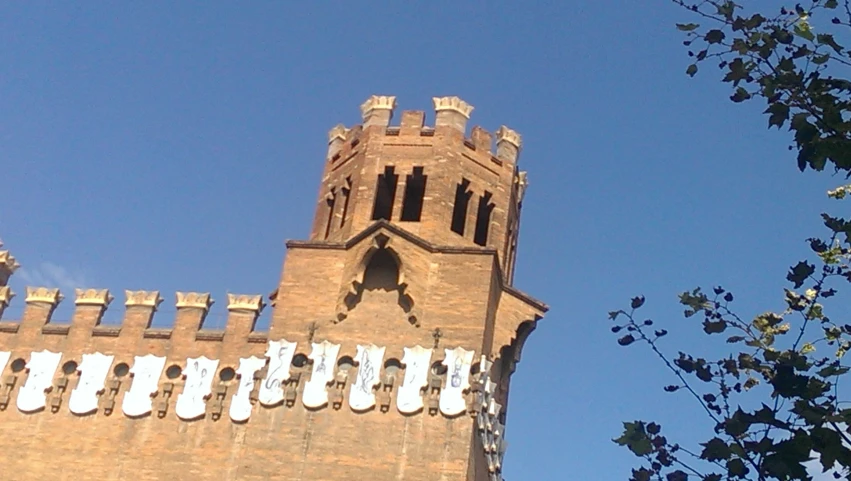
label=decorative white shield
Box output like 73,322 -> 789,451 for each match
17,350 -> 62,413
396,345 -> 432,414
175,356 -> 219,420
122,354 -> 166,417
69,352 -> 114,415
348,344 -> 386,412
302,340 -> 340,409
229,356 -> 265,422
438,347 -> 475,416
0,351 -> 11,377
258,339 -> 297,406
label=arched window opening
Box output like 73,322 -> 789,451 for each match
450,178 -> 472,235
340,177 -> 352,228
324,188 -> 337,239
371,166 -> 399,221
473,191 -> 495,246
400,167 -> 427,222
362,249 -> 400,292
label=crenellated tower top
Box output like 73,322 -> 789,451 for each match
314,95 -> 530,283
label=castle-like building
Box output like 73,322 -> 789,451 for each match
0,95 -> 547,480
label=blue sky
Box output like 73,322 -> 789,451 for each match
0,1 -> 841,479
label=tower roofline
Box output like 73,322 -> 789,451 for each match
286,219 -> 548,313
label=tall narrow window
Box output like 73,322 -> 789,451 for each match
340,177 -> 352,228
324,188 -> 337,239
473,191 -> 495,246
450,179 -> 472,235
371,166 -> 399,221
400,167 -> 428,221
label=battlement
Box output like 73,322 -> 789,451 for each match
0,96 -> 541,481
328,95 -> 523,167
0,283 -> 508,476
0,287 -> 266,339
0,241 -> 20,287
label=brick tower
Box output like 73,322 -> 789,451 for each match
0,95 -> 546,481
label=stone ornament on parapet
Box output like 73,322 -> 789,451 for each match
226,293 -> 265,314
360,95 -> 397,118
0,286 -> 14,308
125,290 -> 163,309
74,288 -> 113,307
360,95 -> 397,128
327,124 -> 348,144
25,287 -> 63,307
175,291 -> 213,312
0,250 -> 20,274
432,96 -> 474,119
495,126 -> 522,149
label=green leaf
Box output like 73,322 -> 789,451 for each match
700,438 -> 731,461
613,422 -> 653,456
665,471 -> 687,481
826,0 -> 838,8
676,23 -> 699,32
794,22 -> 815,42
618,334 -> 636,346
786,261 -> 815,288
703,319 -> 727,334
686,63 -> 698,77
765,102 -> 790,129
705,29 -> 725,44
816,365 -> 849,377
727,458 -> 749,477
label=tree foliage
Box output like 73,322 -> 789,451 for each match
610,1 -> 851,480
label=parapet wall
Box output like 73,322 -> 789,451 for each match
0,286 -> 508,480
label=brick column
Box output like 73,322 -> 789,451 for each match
433,96 -> 473,133
224,294 -> 264,343
360,95 -> 396,128
495,126 -> 522,165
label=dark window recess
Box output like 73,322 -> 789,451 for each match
371,166 -> 398,221
400,167 -> 428,221
473,191 -> 495,246
324,189 -> 337,239
340,177 -> 352,228
450,179 -> 473,235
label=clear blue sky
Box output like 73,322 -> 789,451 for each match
0,1 -> 838,479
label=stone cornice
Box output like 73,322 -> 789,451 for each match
25,287 -> 63,306
495,126 -> 522,149
0,286 -> 14,306
226,294 -> 265,314
75,288 -> 113,307
432,96 -> 474,118
360,95 -> 396,118
125,290 -> 163,309
176,292 -> 213,310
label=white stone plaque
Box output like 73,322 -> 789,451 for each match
258,339 -> 297,406
396,345 -> 432,414
302,340 -> 340,409
229,356 -> 265,422
438,347 -> 475,416
17,350 -> 62,413
122,354 -> 166,417
69,352 -> 114,415
175,356 -> 219,420
348,344 -> 385,412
